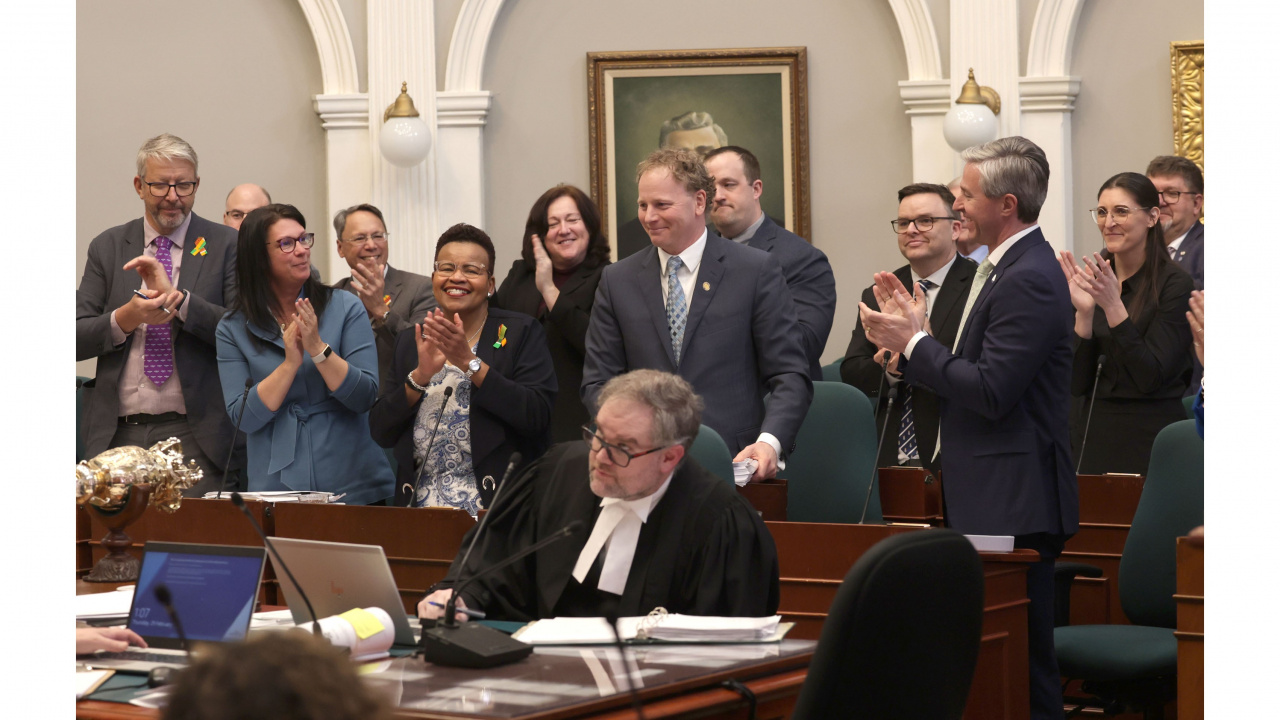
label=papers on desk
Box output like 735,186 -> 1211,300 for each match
513,614 -> 785,645
75,586 -> 134,620
964,534 -> 1015,552
200,490 -> 346,503
76,668 -> 114,698
732,459 -> 758,487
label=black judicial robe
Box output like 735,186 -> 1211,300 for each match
430,441 -> 780,621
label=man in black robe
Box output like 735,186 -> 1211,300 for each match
418,369 -> 779,622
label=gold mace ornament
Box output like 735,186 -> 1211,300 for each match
955,68 -> 1001,115
384,81 -> 421,123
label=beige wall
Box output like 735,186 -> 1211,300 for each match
76,0 -> 327,376
480,0 -> 914,365
1070,0 -> 1203,252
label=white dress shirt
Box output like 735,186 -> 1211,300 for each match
572,473 -> 674,594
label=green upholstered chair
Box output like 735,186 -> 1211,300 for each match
1054,419 -> 1204,718
76,376 -> 92,462
687,423 -> 734,485
782,381 -> 882,523
792,530 -> 984,720
820,358 -> 843,383
1182,394 -> 1195,420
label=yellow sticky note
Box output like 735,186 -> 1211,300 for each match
339,608 -> 385,640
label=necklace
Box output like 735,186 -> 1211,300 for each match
464,311 -> 488,348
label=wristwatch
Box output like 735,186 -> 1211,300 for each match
464,357 -> 482,380
310,344 -> 333,364
374,308 -> 390,326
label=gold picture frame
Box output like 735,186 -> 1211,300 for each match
587,47 -> 810,259
1171,41 -> 1203,170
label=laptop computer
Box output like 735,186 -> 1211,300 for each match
267,537 -> 416,646
85,541 -> 267,672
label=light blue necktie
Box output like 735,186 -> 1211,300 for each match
665,256 -> 688,364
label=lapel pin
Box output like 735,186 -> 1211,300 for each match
493,323 -> 508,349
383,294 -> 392,306
190,237 -> 207,256
702,281 -> 710,291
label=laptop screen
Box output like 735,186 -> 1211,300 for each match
129,542 -> 266,649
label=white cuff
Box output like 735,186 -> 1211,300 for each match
757,432 -> 784,470
903,331 -> 929,360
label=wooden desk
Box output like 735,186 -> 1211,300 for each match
766,521 -> 1034,720
1060,473 -> 1145,626
76,641 -> 816,719
1175,536 -> 1204,720
74,503 -> 1031,719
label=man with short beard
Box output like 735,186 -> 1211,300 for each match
76,134 -> 239,495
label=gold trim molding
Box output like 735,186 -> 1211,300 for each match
1171,41 -> 1203,171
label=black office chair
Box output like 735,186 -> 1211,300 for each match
792,530 -> 984,720
1054,420 -> 1204,719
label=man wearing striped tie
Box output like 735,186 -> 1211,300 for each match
840,183 -> 977,470
859,137 -> 1077,720
76,134 -> 239,495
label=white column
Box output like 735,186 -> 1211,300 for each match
950,0 -> 1021,140
436,91 -> 492,231
368,0 -> 438,276
1020,77 -> 1081,252
313,94 -> 372,281
899,80 -> 954,183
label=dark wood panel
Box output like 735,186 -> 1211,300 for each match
1060,474 -> 1144,626
878,466 -> 945,525
1176,537 -> 1204,720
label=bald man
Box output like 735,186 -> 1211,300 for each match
223,184 -> 272,231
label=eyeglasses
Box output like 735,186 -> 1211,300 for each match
890,216 -> 956,234
224,210 -> 249,221
341,232 -> 390,245
433,262 -> 488,278
582,426 -> 679,467
271,233 -> 315,253
1089,206 -> 1151,224
1157,189 -> 1196,204
143,181 -> 197,197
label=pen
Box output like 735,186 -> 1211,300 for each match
428,601 -> 486,619
133,289 -> 172,314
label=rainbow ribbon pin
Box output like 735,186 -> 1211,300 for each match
493,324 -> 508,349
383,294 -> 392,305
190,237 -> 207,256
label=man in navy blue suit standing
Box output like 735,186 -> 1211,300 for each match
860,136 -> 1078,719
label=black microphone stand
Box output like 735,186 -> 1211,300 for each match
229,493 -> 323,639
217,377 -> 252,499
860,385 -> 898,524
1075,355 -> 1106,475
406,385 -> 453,506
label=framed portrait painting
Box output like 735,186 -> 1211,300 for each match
587,47 -> 810,259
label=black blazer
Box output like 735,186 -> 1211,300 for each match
368,308 -> 557,507
492,256 -> 607,442
841,257 -> 976,469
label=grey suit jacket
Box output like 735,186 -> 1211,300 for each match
1171,220 -> 1203,290
743,216 -> 836,380
333,264 -> 436,392
75,213 -> 238,467
581,234 -> 813,454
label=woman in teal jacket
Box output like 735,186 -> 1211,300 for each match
216,204 -> 394,505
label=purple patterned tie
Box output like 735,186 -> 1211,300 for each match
143,236 -> 175,386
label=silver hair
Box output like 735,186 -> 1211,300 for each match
658,111 -> 728,149
136,133 -> 199,178
332,203 -> 387,240
960,136 -> 1050,223
597,370 -> 703,450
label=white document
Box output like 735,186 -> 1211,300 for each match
732,459 -> 758,487
75,586 -> 135,619
513,614 -> 783,645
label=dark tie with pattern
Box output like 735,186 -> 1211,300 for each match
143,236 -> 175,386
897,279 -> 934,463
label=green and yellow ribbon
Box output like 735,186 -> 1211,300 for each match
493,324 -> 508,349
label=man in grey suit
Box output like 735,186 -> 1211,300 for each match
330,203 -> 437,392
582,148 -> 812,482
704,146 -> 835,380
76,134 -> 238,495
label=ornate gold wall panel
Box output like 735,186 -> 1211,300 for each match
1171,41 -> 1204,170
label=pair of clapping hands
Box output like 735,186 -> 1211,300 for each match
858,272 -> 933,372
412,309 -> 480,382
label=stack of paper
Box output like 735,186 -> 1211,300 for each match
76,586 -> 134,621
732,459 -> 757,487
514,614 -> 785,645
201,490 -> 346,503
